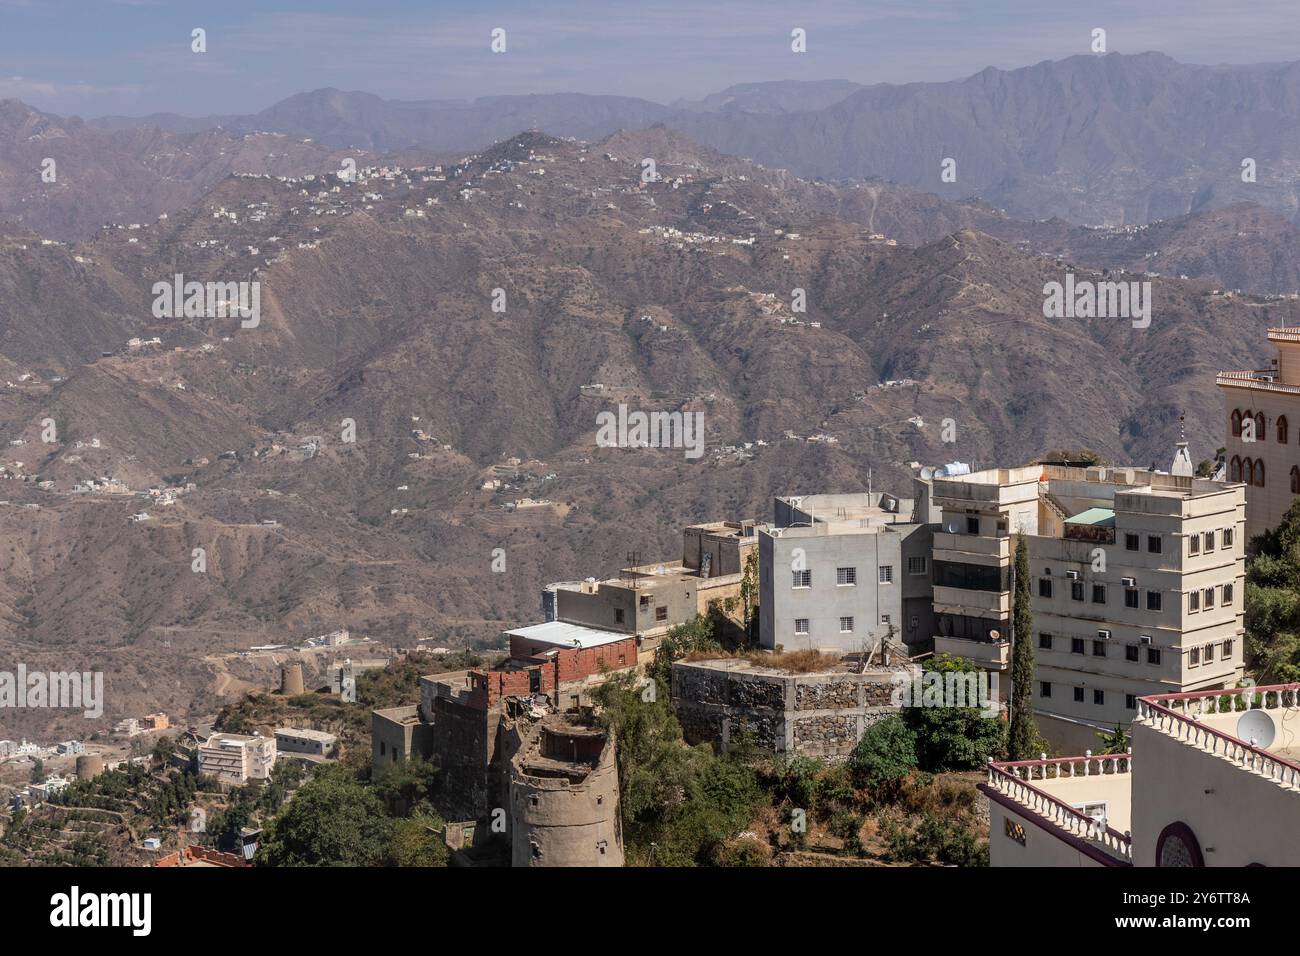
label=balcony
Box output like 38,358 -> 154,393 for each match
981,754 -> 1133,865
932,531 -> 1010,560
934,635 -> 1010,669
933,585 -> 1010,614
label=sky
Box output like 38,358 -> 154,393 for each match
2,0 -> 1299,118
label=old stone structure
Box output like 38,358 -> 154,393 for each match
506,716 -> 623,867
671,657 -> 919,762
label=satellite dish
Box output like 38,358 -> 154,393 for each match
1237,710 -> 1276,749
920,467 -> 936,480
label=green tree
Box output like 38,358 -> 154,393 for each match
848,715 -> 917,789
904,655 -> 1006,771
258,764 -> 393,866
648,614 -> 719,687
1094,724 -> 1129,755
1008,535 -> 1046,760
388,815 -> 449,867
30,759 -> 45,784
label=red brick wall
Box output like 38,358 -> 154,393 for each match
467,636 -> 639,710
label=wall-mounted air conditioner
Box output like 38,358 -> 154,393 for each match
1066,570 -> 1080,580
1121,577 -> 1136,587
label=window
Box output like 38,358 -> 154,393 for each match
1040,681 -> 1052,698
966,515 -> 980,534
1156,821 -> 1205,867
1231,408 -> 1242,438
1148,535 -> 1162,554
1203,643 -> 1215,662
1223,639 -> 1234,659
792,569 -> 811,588
1126,644 -> 1140,662
1257,411 -> 1267,443
1126,694 -> 1137,710
655,606 -> 668,623
839,616 -> 855,633
1071,637 -> 1085,655
1204,530 -> 1216,553
639,594 -> 651,607
1293,465 -> 1300,495
907,556 -> 928,575
1073,687 -> 1085,703
880,614 -> 891,626
1093,689 -> 1105,706
1074,801 -> 1108,824
1092,583 -> 1106,604
1224,527 -> 1234,549
1071,580 -> 1085,601
794,618 -> 809,635
1189,646 -> 1200,665
615,608 -> 625,624
836,566 -> 857,586
1280,415 -> 1290,444
1125,532 -> 1140,551
1230,456 -> 1242,482
1093,640 -> 1106,657
1147,647 -> 1162,665
1147,591 -> 1162,612
1188,591 -> 1200,613
1223,583 -> 1234,605
1203,587 -> 1215,609
1039,633 -> 1053,650
1189,534 -> 1200,556
1125,587 -> 1139,609
878,565 -> 894,584
1257,459 -> 1266,488
1039,577 -> 1053,598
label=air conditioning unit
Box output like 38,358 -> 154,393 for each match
1066,570 -> 1080,580
1140,635 -> 1153,645
1121,577 -> 1136,587
1097,629 -> 1112,640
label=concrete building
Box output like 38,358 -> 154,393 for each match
982,683 -> 1300,866
507,716 -> 623,867
929,463 -> 1246,752
274,727 -> 337,757
371,704 -> 433,771
758,492 -> 936,654
1217,326 -> 1300,541
672,653 -> 919,762
555,519 -> 764,656
197,733 -> 276,786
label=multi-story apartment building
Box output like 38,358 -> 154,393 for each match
928,463 -> 1245,752
758,492 -> 936,655
1217,326 -> 1300,541
197,733 -> 277,786
982,684 -> 1300,866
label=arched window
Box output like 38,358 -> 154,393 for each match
1231,456 -> 1242,482
1243,458 -> 1255,486
1256,412 -> 1267,441
1156,821 -> 1204,867
1258,459 -> 1266,488
1291,465 -> 1299,495
1231,409 -> 1242,438
1280,415 -> 1290,444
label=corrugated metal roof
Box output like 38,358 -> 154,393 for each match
1065,507 -> 1116,527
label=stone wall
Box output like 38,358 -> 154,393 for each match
672,660 -> 918,762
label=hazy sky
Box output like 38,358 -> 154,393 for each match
3,0 -> 1299,118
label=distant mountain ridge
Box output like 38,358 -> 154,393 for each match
80,52 -> 1300,228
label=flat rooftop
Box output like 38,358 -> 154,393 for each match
506,620 -> 629,650
934,463 -> 1238,502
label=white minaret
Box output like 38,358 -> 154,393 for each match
1171,412 -> 1194,477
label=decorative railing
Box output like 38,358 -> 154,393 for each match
1216,371 -> 1300,394
985,753 -> 1133,861
1137,684 -> 1300,790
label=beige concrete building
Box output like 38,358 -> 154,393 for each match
274,727 -> 336,757
197,733 -> 276,785
553,519 -> 764,659
982,683 -> 1300,866
929,463 -> 1245,752
1217,326 -> 1300,541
